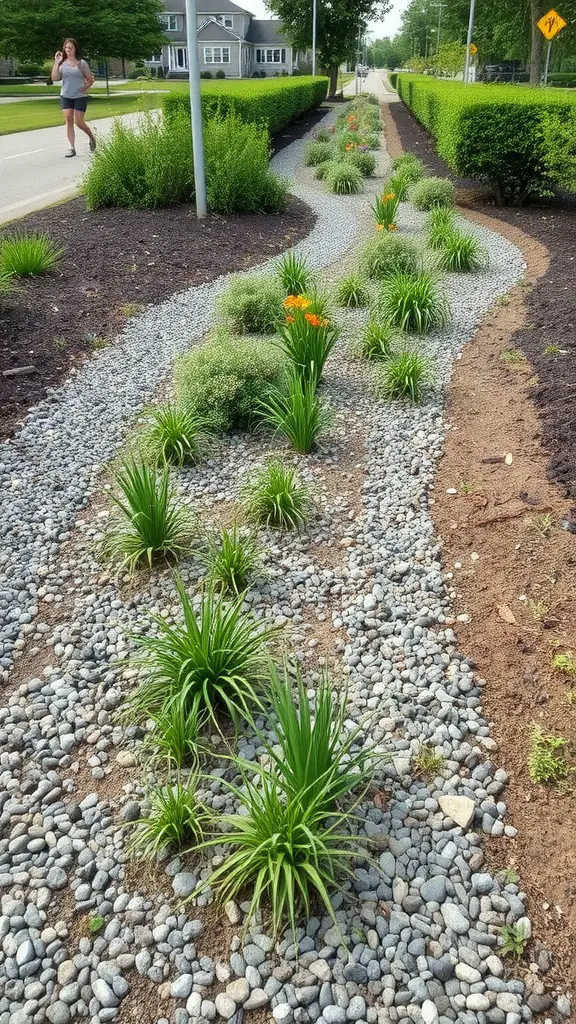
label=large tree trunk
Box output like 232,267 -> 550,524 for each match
328,64 -> 339,97
530,0 -> 543,85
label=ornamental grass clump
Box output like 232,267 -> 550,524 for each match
127,775 -> 203,860
409,176 -> 455,211
378,350 -> 432,403
0,232 -> 63,277
217,275 -> 284,334
277,295 -> 339,387
427,207 -> 457,250
390,153 -> 426,183
304,140 -> 335,166
204,111 -> 288,214
359,233 -> 420,281
385,170 -> 412,201
258,370 -> 330,454
102,460 -> 193,573
242,460 -> 310,531
355,321 -> 394,360
375,270 -> 451,334
343,149 -> 376,177
275,251 -> 314,297
436,230 -> 489,273
335,275 -> 370,308
144,697 -> 206,769
130,578 -> 278,728
141,404 -> 214,467
325,161 -> 363,195
371,190 -> 400,231
197,525 -> 263,595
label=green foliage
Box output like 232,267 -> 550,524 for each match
499,923 -> 529,958
359,233 -> 420,280
203,112 -> 288,214
325,161 -> 363,195
385,170 -> 412,201
197,526 -> 263,595
436,230 -> 488,273
102,461 -> 193,573
87,913 -> 106,935
305,140 -> 335,166
552,651 -> 576,674
355,321 -> 394,360
141,404 -> 214,467
217,276 -> 284,334
175,334 -> 285,434
84,112 -> 193,210
145,696 -> 205,769
548,73 -> 576,87
528,726 -> 569,784
375,270 -> 450,334
413,743 -> 444,776
131,578 -> 277,727
0,232 -> 62,277
127,775 -> 203,860
313,127 -> 334,142
390,153 -> 425,183
542,108 -> 576,193
378,349 -> 431,403
242,460 -> 310,531
275,251 -> 314,296
335,275 -> 369,308
163,77 -> 329,136
343,149 -> 377,176
277,302 -> 339,388
427,206 -> 457,250
409,176 -> 455,211
258,371 -> 329,453
371,190 -> 400,230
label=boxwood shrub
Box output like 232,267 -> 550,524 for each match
396,74 -> 576,204
164,77 -> 329,136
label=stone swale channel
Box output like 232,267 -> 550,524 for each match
1,87 -> 567,1024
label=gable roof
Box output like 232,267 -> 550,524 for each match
246,19 -> 287,44
197,19 -> 240,40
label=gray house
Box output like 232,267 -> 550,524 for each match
146,0 -> 302,78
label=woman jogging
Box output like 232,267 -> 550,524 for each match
51,38 -> 96,158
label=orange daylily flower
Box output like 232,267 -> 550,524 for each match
388,224 -> 398,231
376,223 -> 384,231
283,294 -> 311,310
285,314 -> 295,323
304,312 -> 329,327
382,192 -> 396,202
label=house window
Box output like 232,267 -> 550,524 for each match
204,46 -> 230,64
256,47 -> 286,63
159,13 -> 178,31
216,15 -> 233,27
148,53 -> 163,64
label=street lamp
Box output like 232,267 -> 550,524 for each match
432,2 -> 446,56
312,0 -> 317,76
185,0 -> 207,218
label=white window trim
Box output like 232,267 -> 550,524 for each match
255,47 -> 286,64
203,46 -> 231,64
159,13 -> 178,31
169,45 -> 188,71
216,14 -> 233,27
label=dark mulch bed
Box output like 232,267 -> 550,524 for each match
388,100 -> 576,498
0,195 -> 315,439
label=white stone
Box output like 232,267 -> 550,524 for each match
438,795 -> 475,828
422,1000 -> 439,1024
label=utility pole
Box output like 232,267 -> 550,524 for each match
436,3 -> 446,55
463,0 -> 477,83
185,0 -> 207,218
312,0 -> 317,76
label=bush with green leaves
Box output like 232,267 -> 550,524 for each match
390,152 -> 426,183
427,207 -> 457,250
130,578 -> 278,728
304,140 -> 335,166
204,112 -> 288,214
275,252 -> 314,297
359,233 -> 420,281
325,161 -> 364,195
141,404 -> 214,467
0,232 -> 63,277
336,132 -> 379,153
217,275 -> 284,334
378,349 -> 432,403
242,460 -> 310,530
313,126 -> 333,143
335,275 -> 370,308
374,270 -> 451,334
436,230 -> 489,272
258,370 -> 329,453
197,525 -> 263,595
102,461 -> 193,573
174,333 -> 285,433
355,321 -> 394,360
343,149 -> 376,177
409,176 -> 455,211
127,775 -> 203,860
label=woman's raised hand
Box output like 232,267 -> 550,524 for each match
54,50 -> 63,62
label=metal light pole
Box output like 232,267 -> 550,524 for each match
463,0 -> 477,83
312,0 -> 317,76
185,0 -> 207,218
436,3 -> 446,56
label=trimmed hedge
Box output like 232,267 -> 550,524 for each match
396,74 -> 576,204
548,72 -> 576,87
164,76 -> 329,136
389,72 -> 398,90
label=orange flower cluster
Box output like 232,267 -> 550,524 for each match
285,314 -> 295,323
283,294 -> 311,310
382,192 -> 396,202
345,143 -> 357,152
304,312 -> 329,328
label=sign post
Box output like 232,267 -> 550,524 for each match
536,9 -> 567,85
185,0 -> 207,218
463,0 -> 477,83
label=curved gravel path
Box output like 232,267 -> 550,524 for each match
1,74 -> 566,1024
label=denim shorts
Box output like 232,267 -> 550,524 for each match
61,96 -> 88,112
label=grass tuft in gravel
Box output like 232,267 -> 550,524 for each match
359,233 -> 420,281
436,230 -> 489,273
141,404 -> 215,467
378,349 -> 432,404
258,370 -> 330,453
197,525 -> 263,595
127,775 -> 204,860
325,161 -> 364,195
275,251 -> 314,297
242,460 -> 311,530
144,696 -> 206,769
335,275 -> 370,308
427,207 -> 457,250
409,176 -> 455,211
354,321 -> 394,360
374,269 -> 451,334
390,152 -> 426,183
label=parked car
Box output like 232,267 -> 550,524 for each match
479,61 -> 528,83
356,65 -> 368,78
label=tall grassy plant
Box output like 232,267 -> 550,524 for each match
436,230 -> 489,272
142,404 -> 214,467
335,276 -> 369,308
355,321 -> 394,360
375,271 -> 451,334
371,190 -> 400,231
427,207 -> 457,250
409,176 -> 455,211
275,252 -> 314,296
127,775 -> 203,860
390,153 -> 426,183
378,350 -> 432,403
197,526 -> 263,595
242,461 -> 310,531
258,371 -> 330,453
325,161 -> 363,195
204,112 -> 288,214
144,697 -> 206,769
0,232 -> 63,277
278,300 -> 339,387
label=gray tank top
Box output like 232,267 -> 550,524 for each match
60,60 -> 89,99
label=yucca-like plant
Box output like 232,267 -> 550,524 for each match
378,350 -> 432,403
355,321 -> 394,360
359,233 -> 420,281
141,404 -> 214,467
385,170 -> 412,201
375,270 -> 451,334
427,207 -> 457,250
335,275 -> 370,308
278,299 -> 339,387
275,251 -> 314,297
304,140 -> 335,166
371,190 -> 400,231
409,176 -> 455,211
390,153 -> 426,183
258,370 -> 330,454
436,230 -> 489,273
102,460 -> 193,572
197,525 -> 263,595
0,232 -> 63,277
127,775 -> 203,860
130,579 -> 278,727
242,460 -> 310,531
144,696 -> 206,769
325,161 -> 364,195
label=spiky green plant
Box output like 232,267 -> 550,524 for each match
258,371 -> 330,453
130,580 -> 278,728
325,161 -> 363,195
127,775 -> 203,860
275,252 -> 314,296
370,190 -> 400,231
375,270 -> 451,334
427,207 -> 457,250
141,404 -> 214,467
277,303 -> 339,387
304,140 -> 335,166
144,696 -> 206,769
0,232 -> 63,277
355,321 -> 394,360
335,275 -> 370,308
409,176 -> 455,211
413,744 -> 445,776
242,460 -> 310,531
359,233 -> 420,281
102,461 -> 193,572
436,231 -> 489,273
197,525 -> 263,595
528,726 -> 569,784
385,170 -> 412,201
378,350 -> 431,403
390,153 -> 426,183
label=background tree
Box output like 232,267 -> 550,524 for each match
0,0 -> 166,65
266,0 -> 392,95
367,36 -> 405,68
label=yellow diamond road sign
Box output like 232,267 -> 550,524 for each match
468,43 -> 478,55
537,8 -> 567,40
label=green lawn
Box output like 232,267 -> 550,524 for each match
0,92 -> 163,135
0,80 -> 188,97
